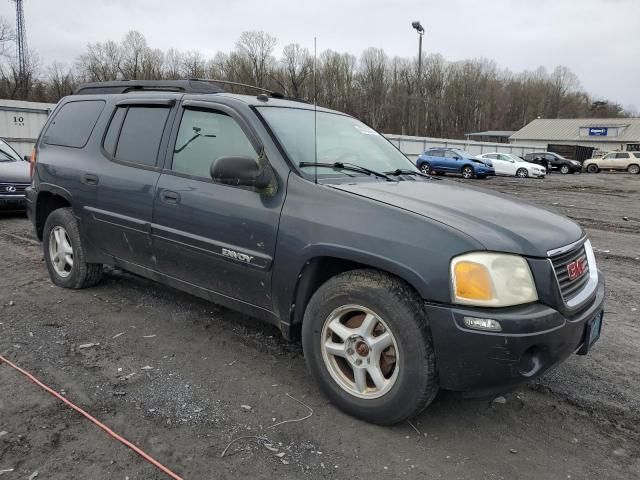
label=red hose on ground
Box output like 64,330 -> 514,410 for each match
0,354 -> 184,480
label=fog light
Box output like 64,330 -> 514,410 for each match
463,316 -> 502,332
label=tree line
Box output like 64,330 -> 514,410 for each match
0,26 -> 630,139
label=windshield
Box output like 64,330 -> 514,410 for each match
257,107 -> 417,177
0,141 -> 22,162
452,149 -> 476,160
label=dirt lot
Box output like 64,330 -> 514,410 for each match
1,173 -> 639,479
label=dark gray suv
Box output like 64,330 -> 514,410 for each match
26,80 -> 605,425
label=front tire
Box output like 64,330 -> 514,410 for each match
586,164 -> 599,173
419,162 -> 432,175
628,164 -> 640,175
560,165 -> 570,174
461,165 -> 474,179
302,270 -> 438,425
516,168 -> 529,178
43,208 -> 103,289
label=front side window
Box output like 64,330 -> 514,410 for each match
171,109 -> 257,179
257,107 -> 417,177
113,106 -> 170,167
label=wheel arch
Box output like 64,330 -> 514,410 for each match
34,185 -> 73,241
284,250 -> 428,341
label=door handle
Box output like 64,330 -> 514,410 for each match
160,190 -> 180,204
82,173 -> 99,185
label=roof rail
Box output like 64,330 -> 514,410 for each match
74,79 -> 225,95
191,78 -> 285,98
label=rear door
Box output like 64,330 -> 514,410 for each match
151,100 -> 284,309
83,98 -> 175,267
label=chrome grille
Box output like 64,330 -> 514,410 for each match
550,244 -> 590,301
0,183 -> 29,196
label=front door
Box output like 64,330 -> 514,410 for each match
151,103 -> 284,309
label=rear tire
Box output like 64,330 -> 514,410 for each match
419,162 -> 432,175
586,164 -> 599,173
516,168 -> 528,178
627,164 -> 640,175
461,165 -> 474,179
302,269 -> 438,425
43,208 -> 103,289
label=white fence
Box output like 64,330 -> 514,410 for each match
384,134 -> 545,161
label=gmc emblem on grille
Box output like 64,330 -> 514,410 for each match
566,257 -> 586,281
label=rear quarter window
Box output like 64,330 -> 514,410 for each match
43,100 -> 106,148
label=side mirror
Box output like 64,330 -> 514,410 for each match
23,155 -> 30,162
210,155 -> 273,191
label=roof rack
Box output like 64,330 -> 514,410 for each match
73,78 -> 310,104
74,79 -> 225,95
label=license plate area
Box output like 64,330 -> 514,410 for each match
577,311 -> 603,355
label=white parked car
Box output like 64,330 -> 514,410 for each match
476,153 -> 546,178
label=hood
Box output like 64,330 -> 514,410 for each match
0,160 -> 30,183
331,179 -> 583,257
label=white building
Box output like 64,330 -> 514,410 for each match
510,118 -> 640,156
0,99 -> 57,157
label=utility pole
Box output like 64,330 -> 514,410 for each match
12,0 -> 28,97
411,21 -> 424,137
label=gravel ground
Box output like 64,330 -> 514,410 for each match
0,172 -> 639,479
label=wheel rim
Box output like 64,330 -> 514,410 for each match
561,166 -> 569,173
420,164 -> 430,174
629,165 -> 639,174
588,165 -> 597,173
462,167 -> 472,178
49,226 -> 74,278
517,169 -> 527,177
321,305 -> 400,399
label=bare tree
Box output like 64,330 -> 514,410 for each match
236,31 -> 277,88
119,30 -> 148,79
280,43 -> 312,98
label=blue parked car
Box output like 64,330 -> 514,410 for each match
417,148 -> 495,179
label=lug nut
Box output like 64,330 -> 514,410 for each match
355,359 -> 362,365
347,348 -> 354,355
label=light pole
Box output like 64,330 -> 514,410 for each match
412,21 -> 424,137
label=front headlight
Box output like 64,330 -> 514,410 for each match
450,252 -> 538,307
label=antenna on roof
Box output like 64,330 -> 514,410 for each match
314,37 -> 318,185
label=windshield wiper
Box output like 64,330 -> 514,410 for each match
384,168 -> 441,180
299,162 -> 393,181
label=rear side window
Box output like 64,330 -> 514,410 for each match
615,152 -> 630,159
43,100 -> 105,148
111,106 -> 170,167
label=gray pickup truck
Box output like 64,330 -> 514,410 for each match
26,80 -> 605,425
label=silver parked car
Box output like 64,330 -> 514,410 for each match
0,139 -> 30,209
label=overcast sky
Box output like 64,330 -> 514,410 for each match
1,0 -> 638,110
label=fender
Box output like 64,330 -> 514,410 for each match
271,242 -> 433,340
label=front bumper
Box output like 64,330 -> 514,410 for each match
0,194 -> 26,209
426,273 -> 605,392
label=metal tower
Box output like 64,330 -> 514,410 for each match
13,0 -> 28,81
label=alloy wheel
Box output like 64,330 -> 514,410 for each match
516,168 -> 528,178
321,305 -> 400,399
462,167 -> 473,179
49,226 -> 74,278
628,164 -> 640,174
